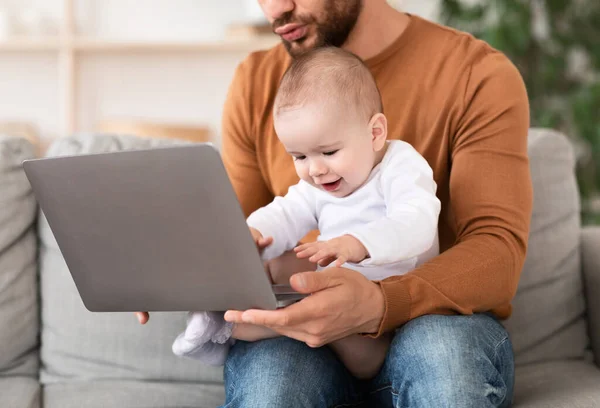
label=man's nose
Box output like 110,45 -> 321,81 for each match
309,159 -> 328,177
260,0 -> 295,21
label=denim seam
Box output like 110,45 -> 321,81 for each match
370,384 -> 393,394
224,361 -> 236,397
491,336 -> 510,408
492,336 -> 509,364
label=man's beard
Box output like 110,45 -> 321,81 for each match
273,0 -> 363,57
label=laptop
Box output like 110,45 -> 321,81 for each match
23,143 -> 306,312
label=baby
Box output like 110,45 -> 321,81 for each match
172,47 -> 441,379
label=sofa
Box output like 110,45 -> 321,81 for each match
0,128 -> 599,407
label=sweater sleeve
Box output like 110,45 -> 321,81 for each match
247,181 -> 319,261
221,59 -> 274,218
346,142 -> 440,265
371,51 -> 533,336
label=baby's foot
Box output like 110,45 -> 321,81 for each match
172,311 -> 234,366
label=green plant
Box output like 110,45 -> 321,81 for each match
440,0 -> 600,224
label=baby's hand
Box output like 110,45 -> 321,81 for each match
294,235 -> 368,267
250,227 -> 273,252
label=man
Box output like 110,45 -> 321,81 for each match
140,0 -> 532,406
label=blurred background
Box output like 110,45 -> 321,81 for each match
0,0 -> 598,223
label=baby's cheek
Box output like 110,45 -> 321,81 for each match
338,153 -> 359,174
294,162 -> 309,180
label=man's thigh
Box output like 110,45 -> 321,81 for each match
221,336 -> 363,408
369,314 -> 515,408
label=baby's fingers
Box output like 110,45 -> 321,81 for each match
334,256 -> 347,267
294,242 -> 316,252
294,243 -> 321,259
309,248 -> 336,264
257,236 -> 273,248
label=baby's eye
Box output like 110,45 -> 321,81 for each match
293,155 -> 306,161
323,150 -> 338,156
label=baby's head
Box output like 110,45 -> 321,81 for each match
274,47 -> 387,198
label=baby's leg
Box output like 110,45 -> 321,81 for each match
329,332 -> 393,380
232,323 -> 279,342
173,314 -> 281,364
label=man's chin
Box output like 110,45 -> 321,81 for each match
283,36 -> 320,57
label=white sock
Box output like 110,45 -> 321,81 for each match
172,311 -> 234,366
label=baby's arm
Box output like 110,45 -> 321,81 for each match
247,180 -> 318,261
294,235 -> 369,267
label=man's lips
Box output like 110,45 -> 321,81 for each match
275,24 -> 308,42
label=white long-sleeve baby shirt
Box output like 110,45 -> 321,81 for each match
246,140 -> 441,280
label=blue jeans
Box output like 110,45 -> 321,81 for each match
221,314 -> 514,407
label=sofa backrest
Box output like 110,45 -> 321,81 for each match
37,134 -> 223,384
1,128 -> 589,382
0,135 -> 39,377
504,128 -> 588,365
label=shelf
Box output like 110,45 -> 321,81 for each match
0,36 -> 280,54
72,36 -> 280,53
0,37 -> 61,52
3,0 -> 279,136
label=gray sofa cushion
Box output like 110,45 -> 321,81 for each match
39,134 -> 222,384
43,381 -> 225,408
0,377 -> 41,408
514,360 -> 600,407
0,136 -> 39,377
503,129 -> 588,365
582,226 -> 600,366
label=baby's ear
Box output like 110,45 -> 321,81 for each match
369,113 -> 388,151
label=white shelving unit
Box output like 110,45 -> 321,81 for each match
0,0 -> 278,136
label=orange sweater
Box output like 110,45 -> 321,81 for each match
221,15 -> 533,336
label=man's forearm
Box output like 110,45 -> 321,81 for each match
372,231 -> 525,336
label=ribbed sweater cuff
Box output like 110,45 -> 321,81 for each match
367,279 -> 411,338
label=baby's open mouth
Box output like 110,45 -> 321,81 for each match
322,179 -> 342,192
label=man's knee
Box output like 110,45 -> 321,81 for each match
384,314 -> 514,407
223,337 -> 351,407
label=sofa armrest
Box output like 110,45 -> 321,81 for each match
582,226 -> 600,366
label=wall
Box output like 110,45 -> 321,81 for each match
0,0 -> 440,148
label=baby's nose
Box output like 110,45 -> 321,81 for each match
309,161 -> 328,177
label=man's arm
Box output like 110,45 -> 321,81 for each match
221,61 -> 274,217
373,50 -> 533,335
247,181 -> 319,261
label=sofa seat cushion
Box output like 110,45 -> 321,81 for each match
0,377 -> 41,408
514,360 -> 600,407
43,380 -> 225,408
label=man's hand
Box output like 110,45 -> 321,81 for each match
224,267 -> 385,347
250,227 -> 273,252
136,312 -> 149,324
294,235 -> 368,267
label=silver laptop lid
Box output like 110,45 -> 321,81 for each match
23,144 -> 279,312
